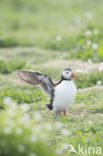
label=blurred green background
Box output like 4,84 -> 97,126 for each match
0,0 -> 103,61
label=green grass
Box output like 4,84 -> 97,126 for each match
0,87 -> 103,156
0,0 -> 103,61
0,48 -> 103,155
0,59 -> 26,74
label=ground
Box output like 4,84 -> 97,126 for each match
0,0 -> 103,156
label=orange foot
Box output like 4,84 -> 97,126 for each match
64,111 -> 69,116
58,112 -> 62,115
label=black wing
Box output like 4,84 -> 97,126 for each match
17,70 -> 54,96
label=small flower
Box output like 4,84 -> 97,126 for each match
54,122 -> 63,129
76,69 -> 83,73
3,127 -> 12,134
92,43 -> 98,50
29,153 -> 37,156
29,136 -> 37,142
94,29 -> 99,35
99,66 -> 103,72
3,97 -> 17,108
44,123 -> 52,131
100,62 -> 103,65
4,118 -> 15,127
17,116 -> 30,127
88,121 -> 92,125
76,69 -> 88,74
18,145 -> 26,153
3,97 -> 12,105
56,35 -> 62,41
96,81 -> 102,85
85,12 -> 93,19
20,104 -> 29,112
33,112 -> 42,121
73,17 -> 81,25
85,30 -> 91,36
62,143 -> 69,150
6,109 -> 15,117
61,129 -> 70,136
88,59 -> 93,64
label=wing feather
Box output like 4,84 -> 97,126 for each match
17,70 -> 54,96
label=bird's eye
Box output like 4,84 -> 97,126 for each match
66,71 -> 69,74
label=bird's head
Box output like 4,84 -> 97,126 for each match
62,68 -> 76,80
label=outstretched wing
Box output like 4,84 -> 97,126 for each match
17,70 -> 54,96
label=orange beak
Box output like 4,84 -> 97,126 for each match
71,73 -> 76,78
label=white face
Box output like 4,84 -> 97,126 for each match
62,69 -> 72,80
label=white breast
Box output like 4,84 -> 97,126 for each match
53,80 -> 76,113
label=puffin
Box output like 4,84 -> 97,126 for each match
17,68 -> 77,116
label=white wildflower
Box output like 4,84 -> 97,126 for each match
20,104 -> 29,112
61,129 -> 70,136
85,30 -> 91,36
92,43 -> 98,50
33,112 -> 42,121
3,127 -> 12,134
76,69 -> 83,73
29,136 -> 37,142
78,88 -> 82,92
6,109 -> 15,117
18,116 -> 30,127
44,123 -> 52,131
99,66 -> 103,72
88,59 -> 93,64
29,153 -> 38,156
94,29 -> 99,35
3,97 -> 13,105
62,143 -> 69,150
56,136 -> 62,140
56,35 -> 62,41
3,97 -> 17,109
25,114 -> 31,120
54,122 -> 63,129
73,17 -> 81,25
100,62 -> 103,65
4,118 -> 15,127
85,12 -> 93,20
88,121 -> 92,125
76,69 -> 88,74
96,81 -> 102,85
18,145 -> 26,153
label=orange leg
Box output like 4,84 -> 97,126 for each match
64,111 -> 69,116
58,112 -> 62,115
